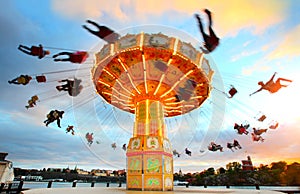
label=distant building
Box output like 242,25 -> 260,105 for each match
47,168 -> 62,172
90,169 -> 107,177
117,169 -> 126,176
242,156 -> 254,171
179,169 -> 183,177
0,153 -> 14,184
21,175 -> 43,181
106,170 -> 112,176
76,168 -> 89,175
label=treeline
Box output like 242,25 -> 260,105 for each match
175,161 -> 300,186
14,168 -> 126,183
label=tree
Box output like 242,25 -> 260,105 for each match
205,167 -> 215,176
270,161 -> 287,185
217,167 -> 226,174
285,162 -> 300,185
226,162 -> 242,172
258,164 -> 269,171
271,161 -> 287,173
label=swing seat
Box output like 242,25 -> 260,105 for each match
228,87 -> 237,97
36,75 -> 46,83
258,115 -> 266,122
154,61 -> 168,72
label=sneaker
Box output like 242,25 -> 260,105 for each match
204,9 -> 211,16
194,13 -> 201,21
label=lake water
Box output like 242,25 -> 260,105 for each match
21,181 -> 300,192
22,181 -> 119,189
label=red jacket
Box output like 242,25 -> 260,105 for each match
70,51 -> 89,63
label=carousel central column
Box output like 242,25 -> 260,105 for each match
126,99 -> 173,191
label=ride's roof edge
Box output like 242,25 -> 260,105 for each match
91,32 -> 214,117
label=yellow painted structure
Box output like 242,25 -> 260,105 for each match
126,100 -> 173,190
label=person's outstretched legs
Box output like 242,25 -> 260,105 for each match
82,25 -> 97,36
82,20 -> 100,36
61,84 -> 69,91
195,14 -> 208,40
56,119 -> 61,128
8,78 -> 19,84
56,84 -> 69,91
18,45 -> 31,55
268,72 -> 277,82
53,52 -> 72,58
56,86 -> 63,91
275,78 -> 292,88
45,120 -> 51,127
87,20 -> 101,28
53,52 -> 72,62
277,78 -> 292,82
204,9 -> 212,27
54,58 -> 71,62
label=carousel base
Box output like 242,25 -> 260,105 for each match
21,186 -> 282,194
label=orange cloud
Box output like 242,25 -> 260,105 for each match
51,0 -> 290,37
267,24 -> 300,60
200,0 -> 288,37
241,63 -> 272,76
51,0 -> 131,21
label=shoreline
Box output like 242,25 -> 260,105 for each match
5,180 -> 298,194
21,187 -> 284,194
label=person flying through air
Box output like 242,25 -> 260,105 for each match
56,78 -> 83,97
82,20 -> 120,44
122,144 -> 126,151
208,142 -> 223,152
18,44 -> 50,59
44,110 -> 64,128
250,72 -> 292,96
195,9 -> 220,53
227,139 -> 242,152
234,123 -> 249,135
253,128 -> 268,136
185,148 -> 192,156
66,125 -> 75,135
251,132 -> 264,142
173,150 -> 180,157
8,75 -> 32,85
53,51 -> 89,64
269,121 -> 279,129
86,132 -> 94,146
111,143 -> 117,150
25,95 -> 39,109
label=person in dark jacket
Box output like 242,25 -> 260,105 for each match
195,9 -> 220,53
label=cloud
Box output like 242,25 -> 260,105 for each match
51,0 -> 289,37
267,24 -> 300,60
241,63 -> 272,76
51,0 -> 131,22
250,119 -> 300,166
212,0 -> 288,37
239,40 -> 281,76
231,49 -> 260,62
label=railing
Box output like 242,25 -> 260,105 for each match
0,181 -> 26,194
2,181 -> 299,193
274,191 -> 300,194
0,180 -> 123,193
46,180 -> 122,188
201,184 -> 300,193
